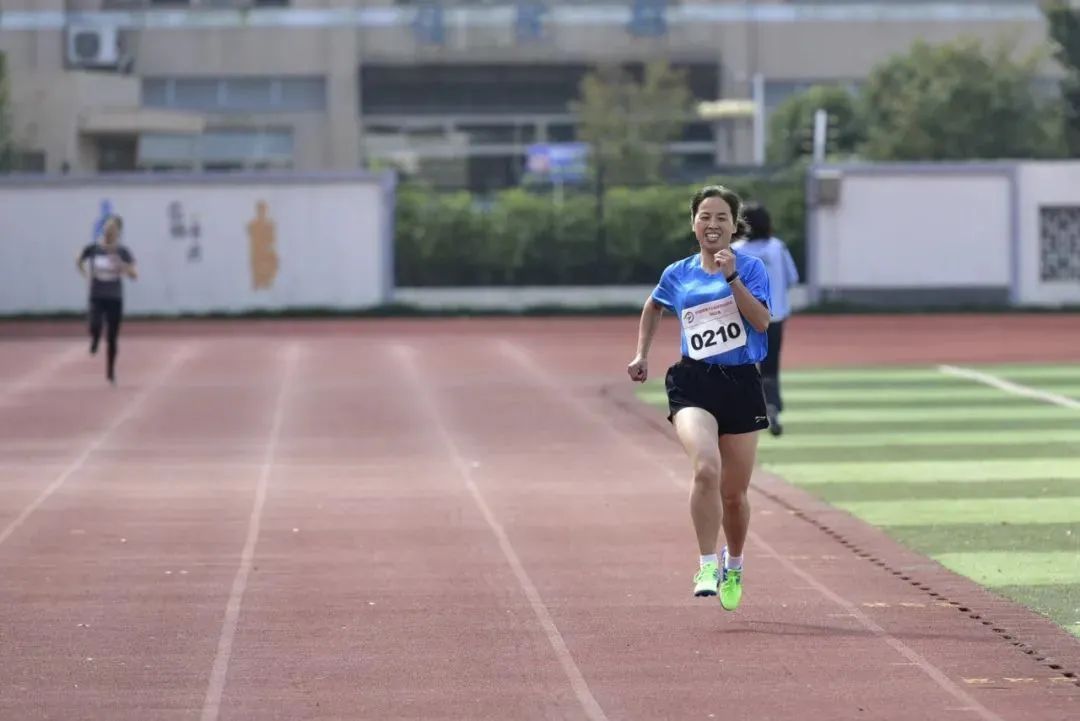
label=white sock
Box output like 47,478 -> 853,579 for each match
725,554 -> 744,570
700,553 -> 719,568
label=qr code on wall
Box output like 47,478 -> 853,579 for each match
1040,206 -> 1080,282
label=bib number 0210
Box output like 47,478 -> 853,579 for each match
689,322 -> 742,352
680,295 -> 748,360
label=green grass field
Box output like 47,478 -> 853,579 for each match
636,363 -> 1080,638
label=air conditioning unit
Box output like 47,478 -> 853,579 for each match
66,24 -> 122,69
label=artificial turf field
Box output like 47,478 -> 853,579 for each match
637,362 -> 1080,638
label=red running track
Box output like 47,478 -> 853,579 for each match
0,315 -> 1077,720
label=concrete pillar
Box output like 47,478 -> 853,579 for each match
323,14 -> 361,171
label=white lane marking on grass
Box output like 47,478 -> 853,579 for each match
939,365 -> 1080,411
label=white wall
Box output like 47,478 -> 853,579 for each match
810,162 -> 1080,307
1016,162 -> 1080,307
0,173 -> 394,315
812,170 -> 1012,291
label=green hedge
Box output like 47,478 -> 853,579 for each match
395,171 -> 806,286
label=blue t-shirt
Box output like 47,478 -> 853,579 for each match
651,252 -> 771,366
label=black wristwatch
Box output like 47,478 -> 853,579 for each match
725,271 -> 740,284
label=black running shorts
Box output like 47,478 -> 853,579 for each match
664,356 -> 770,435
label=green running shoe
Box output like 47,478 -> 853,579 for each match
719,567 -> 742,611
693,562 -> 720,597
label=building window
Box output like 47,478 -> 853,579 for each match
360,63 -> 718,116
222,78 -> 274,112
142,77 -> 326,113
141,79 -> 170,107
138,129 -> 293,171
97,137 -> 138,173
547,123 -> 576,142
172,78 -> 221,110
1,150 -> 47,173
458,124 -> 536,145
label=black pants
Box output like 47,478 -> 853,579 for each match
759,320 -> 784,411
89,297 -> 123,377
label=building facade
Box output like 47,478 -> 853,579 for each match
0,1 -> 1057,188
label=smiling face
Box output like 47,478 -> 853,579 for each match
692,195 -> 737,253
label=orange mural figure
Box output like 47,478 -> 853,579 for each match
247,200 -> 279,290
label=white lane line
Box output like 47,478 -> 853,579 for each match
0,344 -> 196,548
939,365 -> 1080,410
0,345 -> 83,405
200,344 -> 300,721
501,340 -> 1005,721
395,343 -> 609,721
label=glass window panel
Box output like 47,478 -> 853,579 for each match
222,79 -> 274,111
278,78 -> 327,111
172,79 -> 222,110
201,130 -> 293,162
141,79 -> 170,107
138,133 -> 198,163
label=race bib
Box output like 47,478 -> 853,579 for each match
680,296 -> 747,360
92,254 -> 121,281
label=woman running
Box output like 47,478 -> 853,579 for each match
77,215 -> 137,384
627,185 -> 771,611
733,202 -> 800,436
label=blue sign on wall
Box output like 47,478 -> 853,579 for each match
628,0 -> 667,38
515,2 -> 547,42
413,2 -> 445,45
525,142 -> 589,184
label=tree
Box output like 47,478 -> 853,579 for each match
858,37 -> 1060,160
0,52 -> 14,171
571,61 -> 692,186
766,84 -> 864,165
1043,0 -> 1080,156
